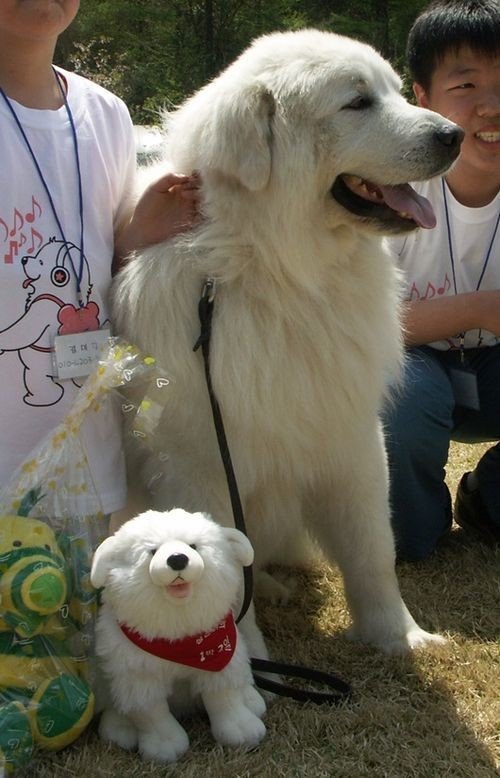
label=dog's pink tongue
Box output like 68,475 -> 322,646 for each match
379,183 -> 436,229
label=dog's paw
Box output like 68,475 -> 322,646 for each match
99,708 -> 138,750
255,570 -> 292,605
273,569 -> 299,595
242,684 -> 267,718
138,722 -> 189,764
398,626 -> 446,653
346,623 -> 446,655
211,706 -> 266,749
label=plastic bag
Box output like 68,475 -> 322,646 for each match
0,339 -> 171,775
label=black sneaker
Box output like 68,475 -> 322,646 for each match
454,473 -> 500,546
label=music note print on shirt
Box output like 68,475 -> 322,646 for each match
2,195 -> 43,264
408,273 -> 451,301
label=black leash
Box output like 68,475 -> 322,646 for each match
251,658 -> 351,704
193,278 -> 351,706
193,279 -> 254,624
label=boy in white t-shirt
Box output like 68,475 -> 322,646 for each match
385,0 -> 500,560
0,1 -> 198,513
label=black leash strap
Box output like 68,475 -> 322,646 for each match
193,278 -> 253,624
251,658 -> 351,705
194,279 -> 351,705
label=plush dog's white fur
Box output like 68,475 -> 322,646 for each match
91,509 -> 266,763
112,30 -> 462,657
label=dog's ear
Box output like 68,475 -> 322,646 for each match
90,535 -> 120,588
223,528 -> 254,567
207,84 -> 275,191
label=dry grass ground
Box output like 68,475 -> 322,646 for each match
19,442 -> 499,778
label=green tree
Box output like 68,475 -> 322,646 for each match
56,0 -> 428,123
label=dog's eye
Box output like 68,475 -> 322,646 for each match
189,543 -> 197,550
149,548 -> 157,555
343,96 -> 371,110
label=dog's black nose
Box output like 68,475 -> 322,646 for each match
435,125 -> 464,151
167,553 -> 189,571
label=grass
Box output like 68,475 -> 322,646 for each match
19,442 -> 499,777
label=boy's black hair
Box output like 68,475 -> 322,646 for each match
407,0 -> 500,90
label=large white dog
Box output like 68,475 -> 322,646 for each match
112,30 -> 463,656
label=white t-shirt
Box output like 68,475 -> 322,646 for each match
0,68 -> 136,512
388,177 -> 500,351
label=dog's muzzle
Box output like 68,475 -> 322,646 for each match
149,542 -> 205,586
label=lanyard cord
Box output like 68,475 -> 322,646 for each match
442,178 -> 500,294
0,68 -> 85,306
441,178 -> 500,351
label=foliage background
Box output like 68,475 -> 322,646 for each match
56,0 -> 428,124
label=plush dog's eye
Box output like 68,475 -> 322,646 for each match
343,96 -> 371,110
189,543 -> 197,550
149,548 -> 157,555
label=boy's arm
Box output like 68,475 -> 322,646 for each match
402,290 -> 500,346
113,172 -> 200,272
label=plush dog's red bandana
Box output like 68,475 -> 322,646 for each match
120,612 -> 237,672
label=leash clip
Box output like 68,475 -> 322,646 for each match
193,278 -> 217,353
201,277 -> 216,303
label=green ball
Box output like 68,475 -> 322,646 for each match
0,700 -> 34,773
27,571 -> 66,613
30,673 -> 95,751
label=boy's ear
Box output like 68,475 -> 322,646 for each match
413,82 -> 429,108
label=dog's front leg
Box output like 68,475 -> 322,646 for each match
127,699 -> 189,763
195,640 -> 266,748
98,700 -> 189,762
98,707 -> 138,751
201,685 -> 266,748
307,424 -> 445,654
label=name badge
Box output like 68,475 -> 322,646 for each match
53,329 -> 111,379
449,367 -> 480,411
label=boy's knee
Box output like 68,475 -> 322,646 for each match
391,486 -> 452,562
395,536 -> 441,563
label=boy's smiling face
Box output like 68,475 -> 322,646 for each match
414,46 -> 500,204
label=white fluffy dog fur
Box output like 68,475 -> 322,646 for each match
112,30 -> 463,657
91,509 -> 266,763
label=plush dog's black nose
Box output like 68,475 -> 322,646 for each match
167,553 -> 189,571
435,125 -> 464,151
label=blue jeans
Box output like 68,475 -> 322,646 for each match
384,344 -> 500,561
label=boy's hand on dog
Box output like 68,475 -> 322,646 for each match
114,171 -> 201,268
136,171 -> 201,243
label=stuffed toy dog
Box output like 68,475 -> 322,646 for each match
90,509 -> 266,763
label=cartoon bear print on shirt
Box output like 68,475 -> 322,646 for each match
0,238 -> 101,406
